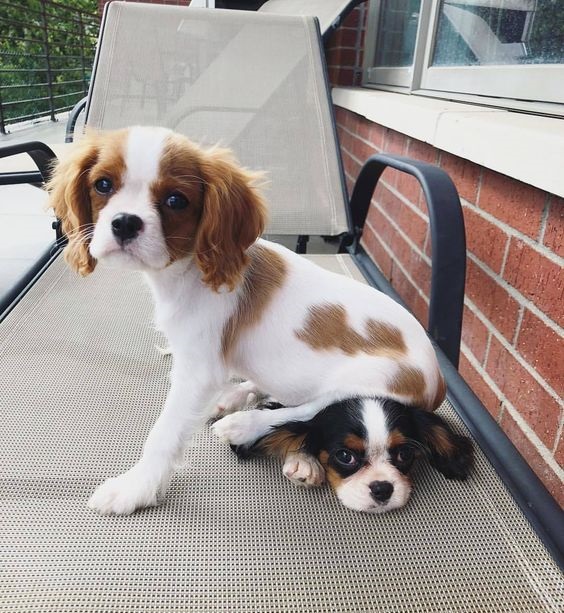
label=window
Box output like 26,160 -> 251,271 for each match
364,0 -> 564,114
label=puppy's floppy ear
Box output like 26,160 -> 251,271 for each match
47,133 -> 99,275
233,419 -> 315,461
411,409 -> 473,480
195,148 -> 267,292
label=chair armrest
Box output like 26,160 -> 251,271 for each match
0,141 -> 58,186
344,153 -> 466,368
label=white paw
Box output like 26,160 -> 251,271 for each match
211,387 -> 257,419
211,410 -> 267,446
283,452 -> 325,487
87,467 -> 161,515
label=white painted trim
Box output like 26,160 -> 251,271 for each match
332,87 -> 564,198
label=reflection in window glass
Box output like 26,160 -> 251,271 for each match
373,0 -> 422,67
433,0 -> 564,67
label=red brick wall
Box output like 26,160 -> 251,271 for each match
334,107 -> 564,507
325,4 -> 368,87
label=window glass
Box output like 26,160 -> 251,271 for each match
432,0 -> 564,67
373,0 -> 422,67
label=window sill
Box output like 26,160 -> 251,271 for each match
332,87 -> 564,198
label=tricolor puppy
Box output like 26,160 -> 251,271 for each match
234,398 -> 473,513
48,126 -> 462,515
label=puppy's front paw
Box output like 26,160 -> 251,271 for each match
283,452 -> 325,487
211,388 -> 257,419
212,410 -> 267,446
88,468 -> 160,515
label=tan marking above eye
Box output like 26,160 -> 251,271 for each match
295,304 -> 407,358
221,244 -> 287,359
343,434 -> 366,455
387,430 -> 408,449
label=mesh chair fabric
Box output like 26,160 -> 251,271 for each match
87,3 -> 349,236
1,255 -> 562,612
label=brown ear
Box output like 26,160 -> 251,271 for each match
195,149 -> 267,291
47,134 -> 100,275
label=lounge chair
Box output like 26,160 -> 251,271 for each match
0,4 -> 561,612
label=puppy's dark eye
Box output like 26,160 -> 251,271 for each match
396,446 -> 414,464
94,178 -> 113,195
334,449 -> 360,468
391,445 -> 416,473
164,193 -> 189,210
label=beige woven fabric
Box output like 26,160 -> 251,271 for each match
87,3 -> 349,236
1,255 -> 562,612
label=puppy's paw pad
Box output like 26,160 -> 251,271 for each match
87,471 -> 159,515
283,453 -> 325,487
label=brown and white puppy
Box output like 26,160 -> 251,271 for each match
233,398 -> 473,513
48,126 -> 451,515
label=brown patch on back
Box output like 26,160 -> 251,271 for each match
387,429 -> 408,449
343,434 -> 366,455
295,304 -> 407,358
430,373 -> 447,412
152,134 -> 206,262
221,244 -> 287,359
388,365 -> 427,409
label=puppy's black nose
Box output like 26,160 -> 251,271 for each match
369,480 -> 394,503
111,213 -> 143,243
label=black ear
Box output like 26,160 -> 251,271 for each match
232,418 -> 317,461
411,410 -> 473,480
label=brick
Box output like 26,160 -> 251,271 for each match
326,47 -> 358,69
478,169 -> 547,239
342,7 -> 361,28
361,224 -> 393,279
407,139 -> 438,165
388,260 -> 420,315
499,412 -> 564,507
459,353 -> 502,420
396,173 -> 423,211
486,336 -> 560,448
370,201 -> 431,297
383,129 -> 407,156
462,305 -> 489,365
516,310 -> 563,398
463,206 -> 509,274
351,136 -> 378,166
439,151 -> 481,204
555,432 -> 564,468
368,122 -> 386,151
543,196 -> 564,259
503,238 -> 564,327
377,184 -> 428,250
465,260 -> 521,342
341,149 -> 361,182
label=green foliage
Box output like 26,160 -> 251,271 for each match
0,0 -> 99,126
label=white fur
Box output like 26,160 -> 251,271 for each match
82,127 -> 443,515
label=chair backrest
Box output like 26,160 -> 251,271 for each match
86,2 -> 350,236
259,0 -> 359,35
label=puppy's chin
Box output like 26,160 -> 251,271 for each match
90,243 -> 170,272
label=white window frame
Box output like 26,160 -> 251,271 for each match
363,0 -> 564,115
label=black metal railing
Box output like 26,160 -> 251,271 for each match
0,0 -> 99,134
